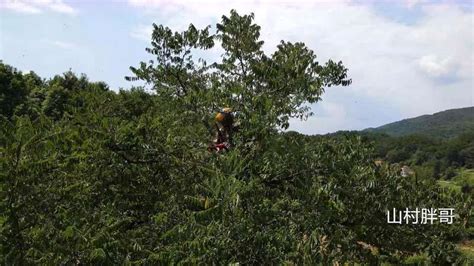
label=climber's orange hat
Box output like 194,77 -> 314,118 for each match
215,112 -> 225,122
215,107 -> 232,122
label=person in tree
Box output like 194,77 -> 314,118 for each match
208,107 -> 238,152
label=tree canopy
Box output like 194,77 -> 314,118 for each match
0,10 -> 471,264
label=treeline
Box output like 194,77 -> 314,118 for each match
324,130 -> 474,179
364,106 -> 474,139
370,132 -> 474,178
1,10 -> 472,264
1,63 -> 111,121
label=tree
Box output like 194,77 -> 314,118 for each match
0,63 -> 29,118
0,11 -> 470,265
128,10 -> 351,144
121,10 -> 466,264
42,84 -> 70,120
433,160 -> 441,179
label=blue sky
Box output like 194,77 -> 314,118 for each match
1,0 -> 472,134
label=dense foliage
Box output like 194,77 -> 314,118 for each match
326,130 -> 474,179
371,131 -> 474,174
1,11 -> 472,264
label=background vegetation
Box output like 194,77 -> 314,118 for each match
1,10 -> 472,264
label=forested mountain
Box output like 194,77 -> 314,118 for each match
364,107 -> 474,139
1,11 -> 472,265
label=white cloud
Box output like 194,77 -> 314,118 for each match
130,25 -> 153,41
48,1 -> 76,14
290,101 -> 354,134
46,40 -> 78,50
404,0 -> 429,9
417,54 -> 455,77
1,0 -> 42,13
0,0 -> 77,15
127,0 -> 473,133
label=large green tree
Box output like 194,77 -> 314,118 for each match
128,10 -> 350,141
1,10 -> 471,265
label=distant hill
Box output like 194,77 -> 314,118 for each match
364,106 -> 474,139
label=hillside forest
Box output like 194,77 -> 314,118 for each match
1,10 -> 473,264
